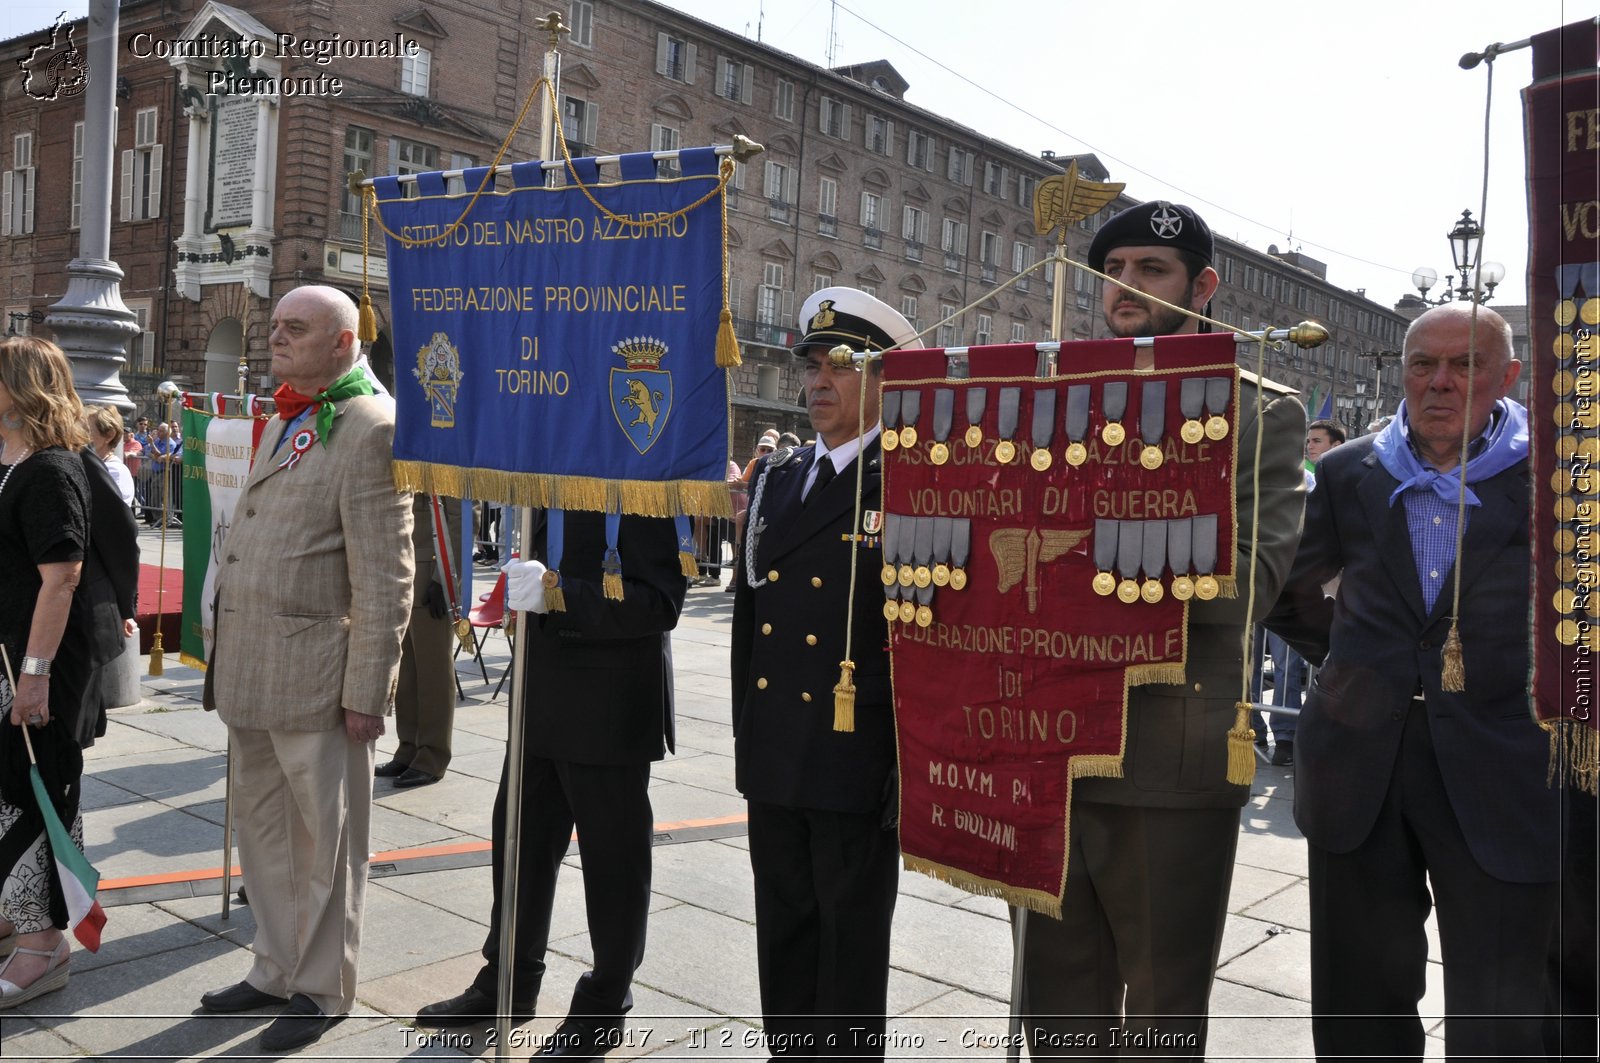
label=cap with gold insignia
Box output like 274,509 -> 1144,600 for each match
1088,200 -> 1214,273
792,286 -> 923,359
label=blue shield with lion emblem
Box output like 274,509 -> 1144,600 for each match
610,367 -> 673,455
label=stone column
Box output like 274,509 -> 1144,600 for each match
250,97 -> 271,232
183,105 -> 205,238
47,0 -> 137,413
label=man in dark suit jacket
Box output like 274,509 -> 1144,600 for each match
1267,302 -> 1558,1059
416,508 -> 686,1059
1019,202 -> 1306,1057
733,287 -> 920,1058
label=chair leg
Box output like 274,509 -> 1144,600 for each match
492,628 -> 514,700
466,626 -> 489,684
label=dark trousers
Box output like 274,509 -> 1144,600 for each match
474,755 -> 654,1020
1308,703 -> 1558,1060
748,800 -> 900,1059
1019,802 -> 1239,1058
392,604 -> 456,777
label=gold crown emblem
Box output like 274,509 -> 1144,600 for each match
611,336 -> 669,370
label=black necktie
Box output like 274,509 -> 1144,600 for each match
807,455 -> 836,502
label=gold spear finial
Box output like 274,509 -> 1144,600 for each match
1033,160 -> 1126,240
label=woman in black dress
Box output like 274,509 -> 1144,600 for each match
0,336 -> 93,1008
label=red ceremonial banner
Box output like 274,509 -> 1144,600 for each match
1526,20 -> 1600,793
884,335 -> 1240,914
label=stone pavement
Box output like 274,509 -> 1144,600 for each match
0,528 -> 1447,1060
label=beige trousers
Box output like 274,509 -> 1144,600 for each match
229,724 -> 373,1015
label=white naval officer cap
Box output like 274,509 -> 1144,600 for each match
791,286 -> 924,358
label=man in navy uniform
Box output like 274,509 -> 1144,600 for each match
1019,202 -> 1306,1056
732,287 -> 920,1057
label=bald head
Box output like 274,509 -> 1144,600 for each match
1404,302 -> 1513,368
270,285 -> 360,393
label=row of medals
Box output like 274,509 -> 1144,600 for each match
1093,568 -> 1219,604
882,415 -> 1230,470
879,559 -> 965,626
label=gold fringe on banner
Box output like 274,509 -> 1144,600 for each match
1226,701 -> 1257,786
179,653 -> 208,672
1215,575 -> 1239,600
1125,663 -> 1187,687
544,584 -> 566,613
1439,621 -> 1466,692
391,461 -> 734,518
1544,718 -> 1599,795
603,572 -> 624,601
833,660 -> 857,732
903,856 -> 1064,919
1068,754 -> 1125,780
679,551 -> 699,578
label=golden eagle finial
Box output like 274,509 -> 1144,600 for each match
1034,160 -> 1126,241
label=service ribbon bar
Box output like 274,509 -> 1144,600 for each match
882,335 -> 1240,915
375,148 -> 731,517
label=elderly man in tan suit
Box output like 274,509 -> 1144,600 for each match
199,285 -> 413,1053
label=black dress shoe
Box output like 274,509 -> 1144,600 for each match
1271,739 -> 1295,767
416,985 -> 535,1028
536,1017 -> 622,1059
395,766 -> 441,788
259,993 -> 345,1053
374,759 -> 410,778
199,980 -> 288,1013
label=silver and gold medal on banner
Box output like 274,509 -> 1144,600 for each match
1030,387 -> 1056,472
1115,520 -> 1143,603
1092,519 -> 1118,596
1193,513 -> 1220,599
1141,519 -> 1168,603
1101,381 -> 1129,447
949,518 -> 971,591
881,514 -> 903,620
1179,378 -> 1207,445
881,389 -> 902,452
1138,380 -> 1167,470
1064,384 -> 1091,467
932,517 -> 953,587
1203,377 -> 1231,441
995,386 -> 1022,464
965,387 -> 986,448
899,388 -> 922,450
1168,517 -> 1195,600
930,388 -> 955,466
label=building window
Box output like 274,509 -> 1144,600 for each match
119,110 -> 161,222
982,160 -> 1006,197
562,96 -> 598,155
71,121 -> 83,230
126,299 -> 155,373
656,33 -> 696,84
860,191 -> 885,249
393,137 -> 437,199
570,1 -> 594,47
765,160 -> 795,223
774,78 -> 795,121
651,123 -> 680,176
1011,321 -> 1026,343
979,230 -> 1000,282
940,218 -> 967,272
717,57 -> 753,104
866,114 -> 893,156
819,95 -> 850,139
976,314 -> 992,346
906,129 -> 933,171
901,295 -> 918,328
937,304 -> 958,347
755,262 -> 792,342
1017,174 -> 1035,209
3,304 -> 29,335
815,175 -> 835,236
400,46 -> 431,96
340,127 -> 373,238
946,147 -> 973,185
446,152 -> 476,195
1012,241 -> 1035,292
902,205 -> 927,261
813,273 -> 833,295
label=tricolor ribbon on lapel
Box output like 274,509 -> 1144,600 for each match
277,427 -> 318,471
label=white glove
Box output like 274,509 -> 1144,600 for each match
503,559 -> 550,614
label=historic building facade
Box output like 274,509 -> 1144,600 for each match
2,0 -> 1406,451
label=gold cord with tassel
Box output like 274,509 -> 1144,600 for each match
833,660 -> 857,732
1440,620 -> 1465,692
1227,701 -> 1257,785
715,159 -> 742,368
603,572 -> 624,601
679,549 -> 699,579
1224,334 -> 1274,787
358,187 -> 378,343
543,583 -> 566,613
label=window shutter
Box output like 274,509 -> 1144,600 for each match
655,33 -> 669,75
717,58 -> 730,97
728,275 -> 742,318
582,104 -> 598,149
840,103 -> 851,140
860,190 -> 870,224
818,101 -> 828,135
884,120 -> 894,157
21,168 -> 34,233
741,64 -> 753,105
120,149 -> 134,222
684,43 -> 697,84
1,171 -> 11,237
147,147 -> 162,220
781,289 -> 794,328
785,168 -> 797,206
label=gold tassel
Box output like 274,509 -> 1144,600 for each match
603,572 -> 624,601
1225,700 -> 1256,786
716,308 -> 741,368
453,617 -> 471,649
544,584 -> 566,613
1440,621 -> 1465,692
679,551 -> 698,578
148,628 -> 165,676
358,293 -> 378,344
832,659 -> 857,732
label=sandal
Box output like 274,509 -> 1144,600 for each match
0,931 -> 14,958
0,937 -> 70,1009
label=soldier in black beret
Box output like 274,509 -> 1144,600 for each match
1019,202 -> 1307,1057
732,286 -> 919,1058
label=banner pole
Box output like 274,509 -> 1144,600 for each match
494,14 -> 565,1061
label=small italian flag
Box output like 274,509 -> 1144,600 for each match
28,766 -> 105,952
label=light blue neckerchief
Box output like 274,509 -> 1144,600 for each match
1372,398 -> 1528,508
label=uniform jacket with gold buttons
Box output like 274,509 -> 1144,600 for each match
732,440 -> 894,814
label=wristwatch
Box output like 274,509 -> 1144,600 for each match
20,656 -> 51,677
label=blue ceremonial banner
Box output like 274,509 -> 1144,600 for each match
374,148 -> 732,516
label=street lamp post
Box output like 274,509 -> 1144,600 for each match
1412,209 -> 1503,305
1359,349 -> 1402,417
